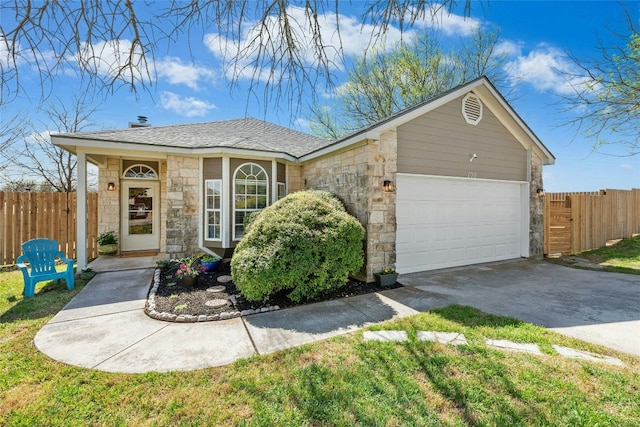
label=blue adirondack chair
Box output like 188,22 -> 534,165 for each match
16,238 -> 75,297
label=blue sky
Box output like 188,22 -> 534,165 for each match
2,0 -> 639,192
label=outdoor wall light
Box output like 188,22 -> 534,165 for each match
383,180 -> 395,193
107,182 -> 116,191
536,188 -> 545,197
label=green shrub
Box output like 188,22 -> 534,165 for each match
231,190 -> 365,302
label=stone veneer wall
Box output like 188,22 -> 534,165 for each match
529,152 -> 544,258
165,156 -> 200,257
300,131 -> 398,282
98,158 -> 121,242
287,164 -> 304,192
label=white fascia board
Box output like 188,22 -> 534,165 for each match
52,136 -> 298,162
371,81 -> 486,133
476,84 -> 556,165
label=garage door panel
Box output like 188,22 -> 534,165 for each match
396,175 -> 527,274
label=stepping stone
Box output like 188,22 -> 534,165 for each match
485,339 -> 543,355
552,345 -> 624,366
205,299 -> 229,309
217,275 -> 233,283
418,331 -> 468,345
363,330 -> 408,342
206,285 -> 226,293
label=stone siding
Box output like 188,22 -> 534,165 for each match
287,164 -> 304,192
529,152 -> 544,258
165,156 -> 200,257
98,158 -> 121,242
301,132 -> 398,282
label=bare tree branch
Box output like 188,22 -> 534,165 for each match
8,92 -> 101,192
1,0 -> 472,111
558,6 -> 639,156
308,25 -> 510,138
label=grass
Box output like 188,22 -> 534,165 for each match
1,269 -> 639,426
579,235 -> 640,274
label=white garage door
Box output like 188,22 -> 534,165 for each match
396,174 -> 529,274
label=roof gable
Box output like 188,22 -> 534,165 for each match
301,77 -> 555,165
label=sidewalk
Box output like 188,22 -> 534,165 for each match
34,259 -> 639,373
34,266 -> 447,373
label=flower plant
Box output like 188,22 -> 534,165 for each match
377,268 -> 396,275
174,256 -> 205,279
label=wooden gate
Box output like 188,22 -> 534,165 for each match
544,189 -> 640,255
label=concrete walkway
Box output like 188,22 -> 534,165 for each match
34,259 -> 639,373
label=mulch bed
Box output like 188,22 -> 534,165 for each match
149,261 -> 401,321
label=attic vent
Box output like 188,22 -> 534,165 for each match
462,93 -> 483,125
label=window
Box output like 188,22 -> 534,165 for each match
277,182 -> 287,200
233,163 -> 268,240
205,180 -> 222,241
123,164 -> 157,179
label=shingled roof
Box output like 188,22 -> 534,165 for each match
57,117 -> 333,158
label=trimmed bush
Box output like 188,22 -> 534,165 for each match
231,190 -> 365,302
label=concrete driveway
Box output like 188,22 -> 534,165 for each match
34,259 -> 638,373
398,260 -> 640,356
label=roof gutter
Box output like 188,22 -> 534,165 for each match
51,135 -> 299,163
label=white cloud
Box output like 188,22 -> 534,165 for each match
76,39 -> 149,83
160,91 -> 216,117
201,4 -> 479,84
203,6 -> 409,81
495,40 -> 524,57
620,163 -> 634,170
155,57 -> 216,90
504,44 -> 589,95
413,4 -> 481,36
76,41 -> 218,90
22,130 -> 50,146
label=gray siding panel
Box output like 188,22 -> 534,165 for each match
397,96 -> 527,181
203,157 -> 222,179
277,162 -> 286,183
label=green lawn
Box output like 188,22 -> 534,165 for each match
1,269 -> 639,426
579,235 -> 640,274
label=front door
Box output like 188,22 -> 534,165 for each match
121,180 -> 160,252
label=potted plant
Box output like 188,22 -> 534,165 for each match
175,255 -> 205,286
374,267 -> 399,287
97,231 -> 118,256
200,253 -> 221,272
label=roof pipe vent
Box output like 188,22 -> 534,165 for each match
129,116 -> 151,128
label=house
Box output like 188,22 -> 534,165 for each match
52,77 -> 555,281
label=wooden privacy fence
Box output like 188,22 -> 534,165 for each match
0,192 -> 98,265
544,189 -> 640,255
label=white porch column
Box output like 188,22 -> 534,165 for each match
271,160 -> 278,204
76,152 -> 88,270
222,157 -> 230,248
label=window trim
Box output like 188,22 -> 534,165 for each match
123,164 -> 158,179
204,179 -> 222,241
277,182 -> 287,200
232,163 -> 269,241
